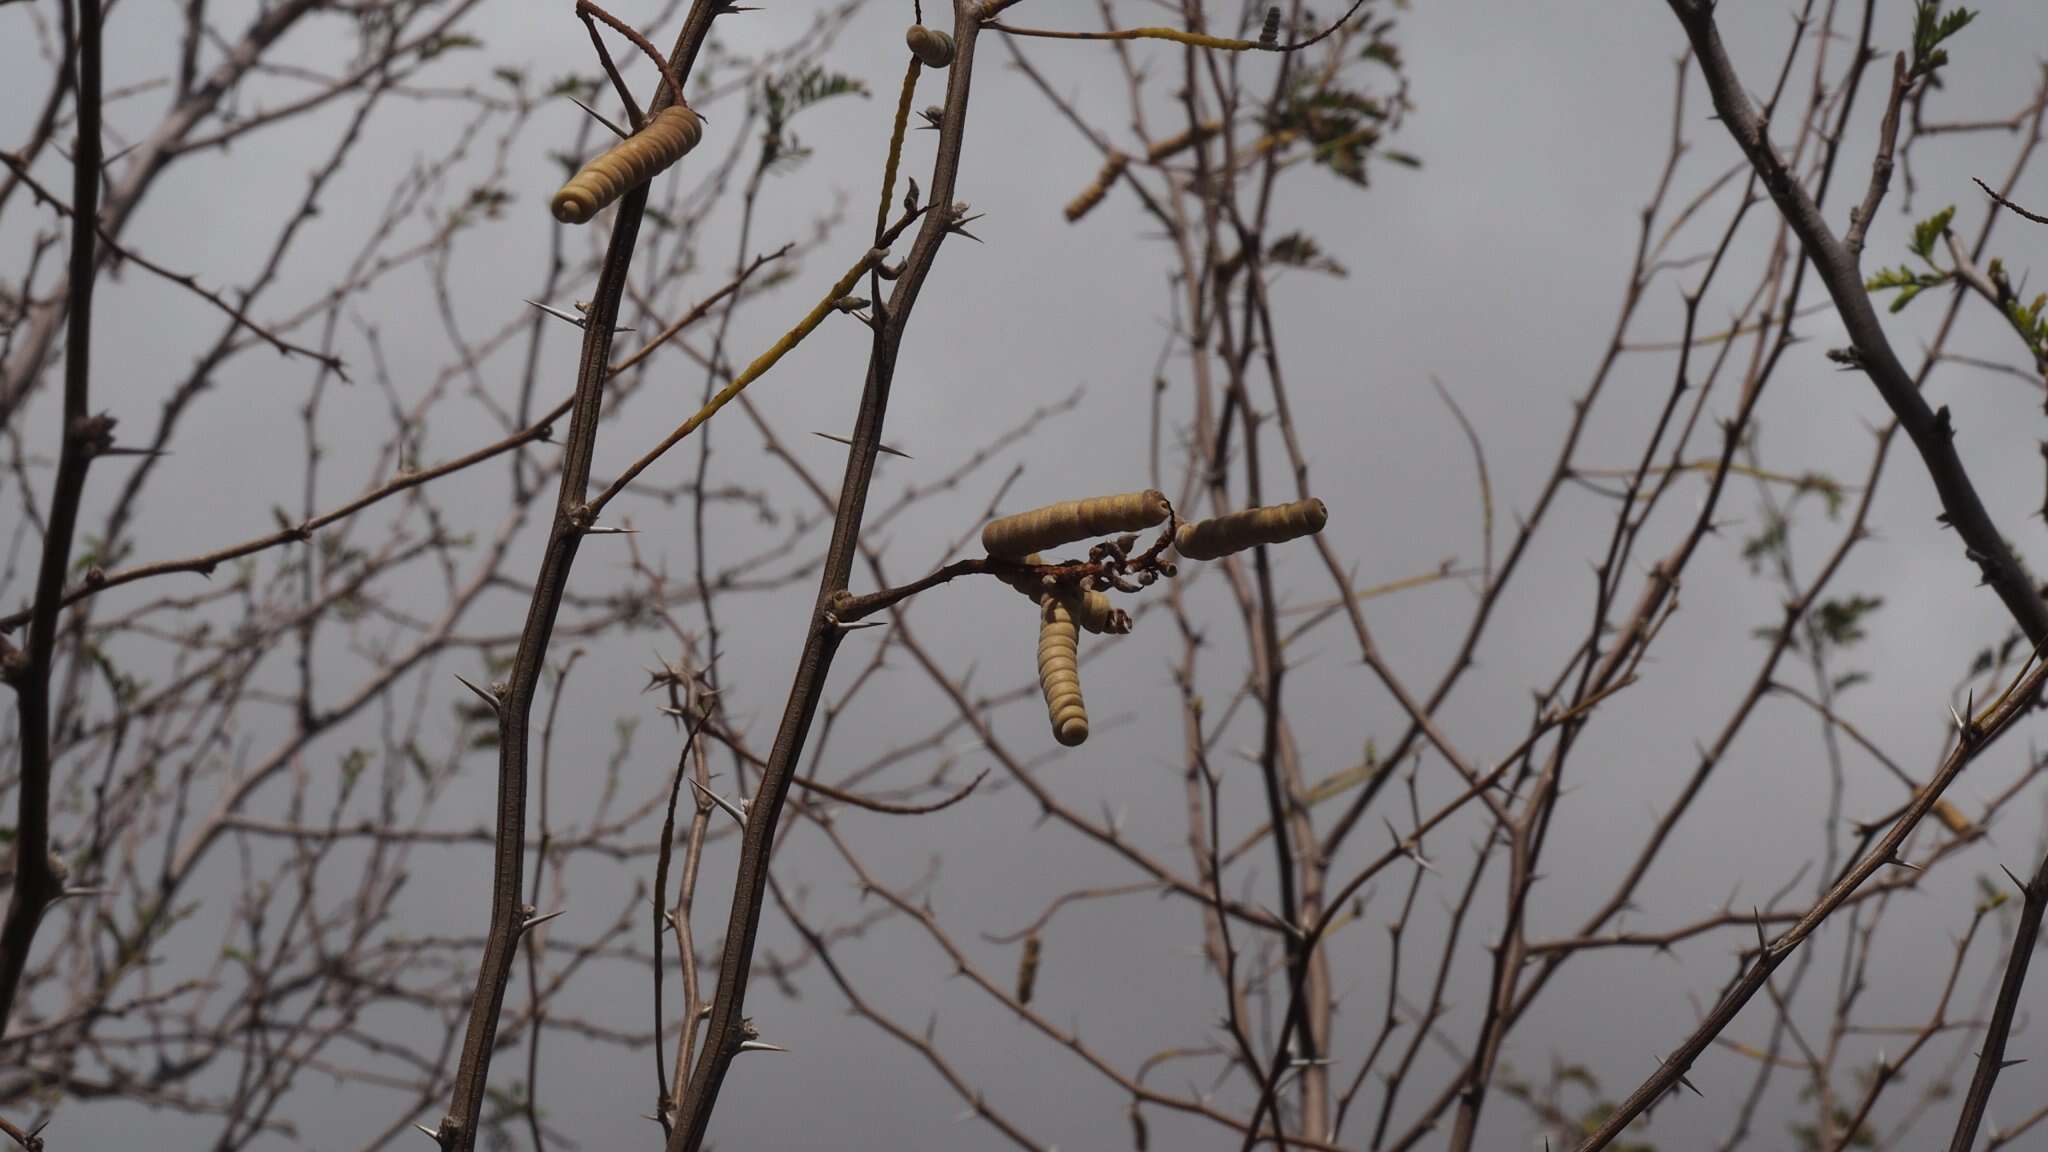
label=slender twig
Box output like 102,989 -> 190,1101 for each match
0,251 -> 774,634
0,152 -> 349,378
1575,650 -> 2048,1150
1975,175 -> 2048,223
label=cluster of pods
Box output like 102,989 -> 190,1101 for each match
982,490 -> 1328,747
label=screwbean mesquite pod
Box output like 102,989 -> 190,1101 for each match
905,25 -> 955,68
551,104 -> 704,225
1172,498 -> 1327,561
982,489 -> 1170,557
1037,595 -> 1089,747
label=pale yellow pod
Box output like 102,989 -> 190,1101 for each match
1173,498 -> 1328,561
1064,153 -> 1128,223
983,489 -> 1170,557
1933,798 -> 1974,835
905,25 -> 955,68
1037,595 -> 1088,747
1059,586 -> 1130,635
1146,120 -> 1221,163
996,555 -> 1131,635
551,105 -> 704,225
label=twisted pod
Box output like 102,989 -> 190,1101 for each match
550,104 -> 704,225
1037,595 -> 1089,747
905,24 -> 955,68
983,489 -> 1170,557
1065,153 -> 1129,223
1173,497 -> 1328,560
1016,933 -> 1041,1005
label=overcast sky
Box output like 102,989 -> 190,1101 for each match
11,1 -> 2048,1149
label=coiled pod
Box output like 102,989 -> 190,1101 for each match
1016,933 -> 1041,1005
1147,120 -> 1221,163
983,489 -> 1170,558
1065,152 -> 1129,223
997,555 -> 1131,634
1038,595 -> 1089,747
1173,497 -> 1328,561
905,25 -> 955,68
1933,798 -> 1974,835
1258,6 -> 1281,48
551,104 -> 704,225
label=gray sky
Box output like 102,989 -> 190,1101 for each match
10,1 -> 2048,1149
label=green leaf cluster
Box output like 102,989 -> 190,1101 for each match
1910,2 -> 1975,77
1865,206 -> 1956,312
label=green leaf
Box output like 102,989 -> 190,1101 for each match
417,32 -> 482,62
1911,3 -> 1976,75
1265,231 -> 1349,277
1909,205 -> 1955,261
1813,594 -> 1883,650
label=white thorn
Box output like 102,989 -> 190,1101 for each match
688,776 -> 748,824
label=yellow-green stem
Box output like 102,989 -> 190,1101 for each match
592,250 -> 879,513
876,57 -> 923,240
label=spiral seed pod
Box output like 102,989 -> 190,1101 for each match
1016,933 -> 1041,1005
1065,152 -> 1129,223
1146,120 -> 1222,163
996,555 -> 1131,635
905,25 -> 955,68
983,489 -> 1170,557
1933,798 -> 1974,835
1258,6 -> 1282,48
1038,595 -> 1089,747
551,104 -> 704,225
1173,498 -> 1328,561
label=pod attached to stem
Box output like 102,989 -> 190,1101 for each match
905,25 -> 955,68
551,104 -> 704,225
1037,595 -> 1089,747
983,489 -> 1170,557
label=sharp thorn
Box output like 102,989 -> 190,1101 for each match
567,96 -> 630,139
522,907 -> 568,932
812,430 -> 912,459
454,673 -> 500,708
524,297 -> 633,333
688,776 -> 748,824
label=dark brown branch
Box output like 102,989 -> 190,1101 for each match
668,6 -> 987,1146
1946,849 -> 2048,1152
0,0 -> 102,1040
1665,0 -> 2048,646
436,6 -> 723,1150
1574,650 -> 2048,1150
1975,175 -> 2048,223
